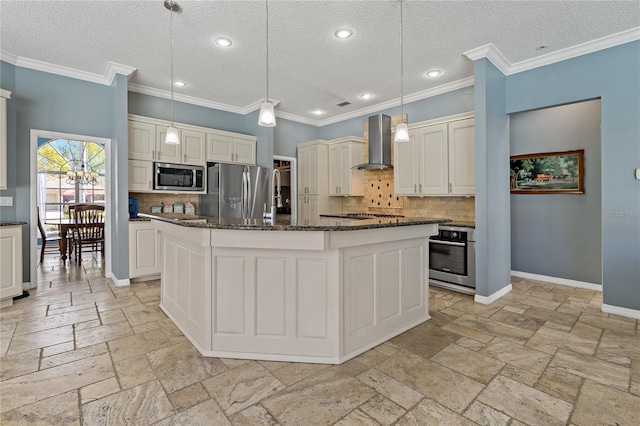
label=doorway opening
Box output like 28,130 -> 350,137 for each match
273,155 -> 297,220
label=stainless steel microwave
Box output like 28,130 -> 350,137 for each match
154,162 -> 205,192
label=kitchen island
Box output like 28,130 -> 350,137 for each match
141,213 -> 449,364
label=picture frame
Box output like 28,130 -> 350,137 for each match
510,149 -> 584,194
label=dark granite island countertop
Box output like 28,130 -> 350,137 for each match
138,212 -> 450,231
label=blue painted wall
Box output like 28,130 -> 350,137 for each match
510,100 -> 602,284
274,118 -> 319,158
318,86 -> 474,140
506,41 -> 640,310
474,59 -> 511,297
0,61 -> 129,283
0,61 -> 17,222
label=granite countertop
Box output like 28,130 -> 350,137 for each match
442,221 -> 475,229
139,213 -> 451,231
0,221 -> 28,227
129,217 -> 152,222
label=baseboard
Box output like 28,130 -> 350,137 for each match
602,304 -> 640,320
510,270 -> 602,292
104,269 -> 130,287
22,281 -> 34,290
474,284 -> 512,305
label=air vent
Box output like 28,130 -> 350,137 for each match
336,101 -> 351,107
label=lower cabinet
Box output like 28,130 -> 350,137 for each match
0,225 -> 23,305
297,195 -> 319,221
129,222 -> 160,279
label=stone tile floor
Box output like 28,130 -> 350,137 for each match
1,254 -> 638,425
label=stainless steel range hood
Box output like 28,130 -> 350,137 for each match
354,114 -> 393,170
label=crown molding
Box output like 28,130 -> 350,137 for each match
509,26 -> 640,74
317,76 -> 475,127
275,111 -> 320,126
128,83 -> 246,114
0,50 -> 135,85
0,89 -> 11,99
464,26 -> 640,76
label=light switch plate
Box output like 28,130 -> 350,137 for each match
0,196 -> 13,206
636,168 -> 640,180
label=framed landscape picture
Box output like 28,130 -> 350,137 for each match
510,149 -> 584,194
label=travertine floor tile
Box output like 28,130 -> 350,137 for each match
334,409 -> 378,425
14,306 -> 98,336
41,342 -> 108,370
390,322 -> 460,358
396,398 -> 477,426
230,404 -> 279,426
535,366 -> 583,403
167,383 -> 211,412
549,349 -> 630,391
527,325 -> 598,356
14,390 -> 80,425
0,348 -> 40,381
204,361 -> 285,416
452,314 -> 534,345
1,353 -> 114,413
114,354 -> 157,389
480,337 -> 551,374
81,379 -> 174,425
430,343 -> 505,384
463,400 -> 510,426
359,394 -> 407,425
571,380 -> 640,426
80,377 -> 120,405
154,399 -> 230,426
6,325 -> 74,356
477,375 -> 572,426
270,360 -> 329,386
378,351 -> 484,413
107,328 -> 180,362
75,320 -> 133,349
122,303 -> 167,327
357,368 -> 423,409
261,369 -> 373,425
599,330 -> 640,358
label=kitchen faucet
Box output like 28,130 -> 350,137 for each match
264,168 -> 282,222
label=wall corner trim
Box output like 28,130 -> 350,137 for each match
113,278 -> 131,287
463,44 -> 511,75
602,304 -> 640,320
474,284 -> 513,305
510,271 -> 603,292
104,61 -> 137,84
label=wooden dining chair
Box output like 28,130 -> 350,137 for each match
37,209 -> 61,263
71,204 -> 105,263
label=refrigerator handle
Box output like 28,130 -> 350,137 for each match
246,166 -> 252,218
241,170 -> 247,218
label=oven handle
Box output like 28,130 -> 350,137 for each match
429,240 -> 466,247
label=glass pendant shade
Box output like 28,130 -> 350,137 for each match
394,122 -> 409,142
165,126 -> 180,145
258,101 -> 276,127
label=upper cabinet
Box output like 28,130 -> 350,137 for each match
129,120 -> 206,166
0,89 -> 12,190
328,137 -> 364,196
394,114 -> 474,197
206,133 -> 256,165
296,140 -> 342,219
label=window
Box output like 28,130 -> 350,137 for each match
37,139 -> 106,234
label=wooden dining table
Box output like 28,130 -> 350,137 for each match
44,218 -> 75,260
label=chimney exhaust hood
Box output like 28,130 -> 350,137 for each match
354,114 -> 393,170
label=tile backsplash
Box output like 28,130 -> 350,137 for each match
342,168 -> 475,222
129,193 -> 200,215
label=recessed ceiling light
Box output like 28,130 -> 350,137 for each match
360,93 -> 373,100
426,69 -> 442,78
312,109 -> 325,115
174,80 -> 187,87
215,37 -> 233,47
334,29 -> 353,39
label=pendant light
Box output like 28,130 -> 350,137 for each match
394,0 -> 409,143
165,0 -> 180,144
258,0 -> 276,127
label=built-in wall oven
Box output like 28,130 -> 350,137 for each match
429,225 -> 476,294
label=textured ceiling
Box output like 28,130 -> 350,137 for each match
1,1 -> 639,124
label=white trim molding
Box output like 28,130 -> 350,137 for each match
510,270 -> 603,292
464,26 -> 640,76
474,284 -> 513,305
602,304 -> 640,320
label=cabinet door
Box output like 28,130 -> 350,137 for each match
297,147 -> 310,194
206,133 -> 234,162
182,129 -> 206,166
297,195 -> 309,220
0,226 -> 22,300
418,123 -> 449,195
306,145 -> 320,195
129,223 -> 160,278
156,126 -> 182,164
0,93 -> 8,190
128,160 -> 153,192
307,195 -> 319,220
448,118 -> 475,195
328,145 -> 341,195
128,121 -> 156,161
394,131 -> 419,195
233,138 -> 256,165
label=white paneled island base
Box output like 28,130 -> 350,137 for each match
154,219 -> 439,364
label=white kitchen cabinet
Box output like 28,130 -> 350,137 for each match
298,195 -> 319,221
0,224 -> 23,307
297,141 -> 342,219
128,159 -> 153,192
0,89 -> 10,190
206,133 -> 256,165
328,138 -> 364,196
129,119 -> 206,166
394,114 -> 474,196
129,221 -> 161,279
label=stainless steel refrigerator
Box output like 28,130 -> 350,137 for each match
199,163 -> 270,219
